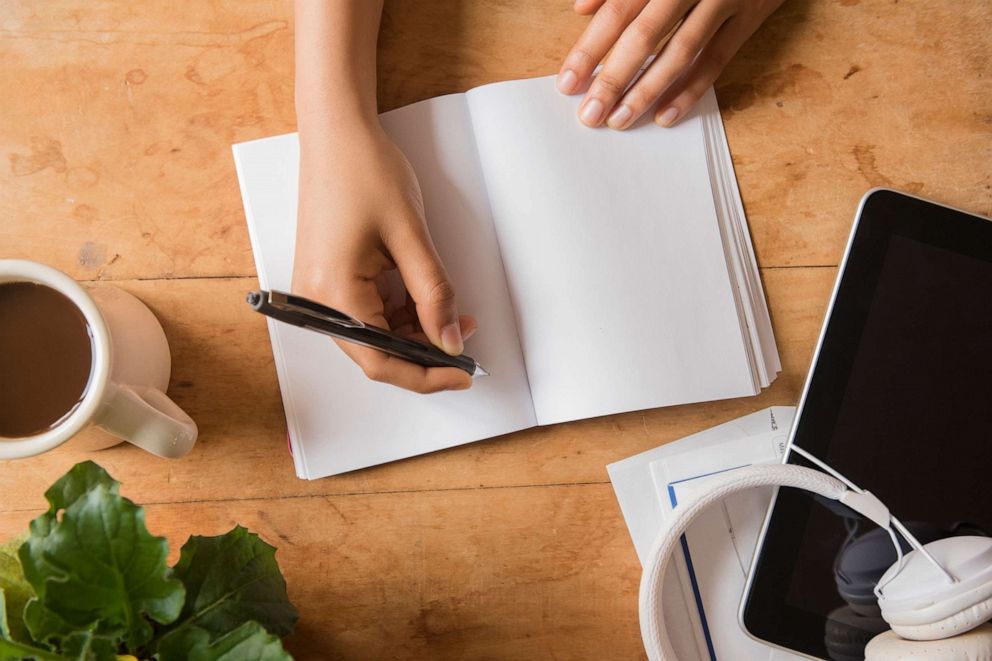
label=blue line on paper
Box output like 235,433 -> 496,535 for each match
667,463 -> 749,661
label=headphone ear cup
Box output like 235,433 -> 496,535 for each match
865,622 -> 992,660
888,596 -> 992,642
835,523 -> 953,618
878,537 -> 992,642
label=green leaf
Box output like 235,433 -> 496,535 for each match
20,602 -> 72,650
41,462 -> 119,513
155,526 -> 297,647
19,464 -> 184,651
0,594 -> 62,660
0,538 -> 33,644
157,622 -> 292,661
0,636 -> 63,661
19,462 -> 120,605
6,463 -> 299,661
60,631 -> 118,661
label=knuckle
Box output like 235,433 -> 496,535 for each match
600,0 -> 629,24
630,17 -> 663,47
666,37 -> 700,67
623,84 -> 656,111
410,381 -> 434,395
360,357 -> 388,382
427,278 -> 456,306
569,46 -> 596,70
594,71 -> 627,97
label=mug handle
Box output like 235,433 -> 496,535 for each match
96,384 -> 198,458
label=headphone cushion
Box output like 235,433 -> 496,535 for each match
889,596 -> 992,642
879,537 -> 992,641
866,622 -> 992,660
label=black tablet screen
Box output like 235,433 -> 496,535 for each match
742,190 -> 992,659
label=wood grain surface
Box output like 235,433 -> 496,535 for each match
1,1 -> 990,659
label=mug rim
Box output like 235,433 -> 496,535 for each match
0,259 -> 112,458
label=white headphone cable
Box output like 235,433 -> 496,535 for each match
789,445 -> 956,586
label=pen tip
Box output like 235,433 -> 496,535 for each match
474,364 -> 490,378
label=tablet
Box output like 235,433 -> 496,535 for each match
740,189 -> 992,660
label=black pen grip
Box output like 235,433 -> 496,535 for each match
248,292 -> 478,375
334,324 -> 477,373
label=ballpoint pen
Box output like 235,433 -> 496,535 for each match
246,289 -> 489,378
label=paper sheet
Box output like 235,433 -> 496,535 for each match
234,94 -> 536,477
467,78 -> 757,425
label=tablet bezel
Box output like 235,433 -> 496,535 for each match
737,188 -> 992,659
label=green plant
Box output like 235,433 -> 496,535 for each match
0,462 -> 298,660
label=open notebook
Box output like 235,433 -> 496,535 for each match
233,73 -> 779,479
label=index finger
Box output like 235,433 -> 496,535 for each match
337,340 -> 472,394
299,270 -> 472,394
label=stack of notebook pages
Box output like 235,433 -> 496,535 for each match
234,72 -> 780,479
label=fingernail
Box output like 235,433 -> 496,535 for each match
463,326 -> 478,341
441,322 -> 463,355
657,106 -> 679,127
580,98 -> 605,126
607,104 -> 633,129
557,69 -> 578,94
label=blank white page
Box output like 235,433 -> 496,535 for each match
467,76 -> 755,425
234,93 -> 535,478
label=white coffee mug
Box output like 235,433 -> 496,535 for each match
0,259 -> 197,459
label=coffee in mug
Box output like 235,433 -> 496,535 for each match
0,260 -> 197,459
0,282 -> 94,438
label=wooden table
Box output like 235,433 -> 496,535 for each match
2,1 -> 989,658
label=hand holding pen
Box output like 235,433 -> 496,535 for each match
248,290 -> 488,392
295,3 -> 483,394
292,121 -> 479,393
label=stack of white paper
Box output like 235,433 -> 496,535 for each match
234,74 -> 780,479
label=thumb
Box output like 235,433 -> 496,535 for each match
385,220 -> 465,356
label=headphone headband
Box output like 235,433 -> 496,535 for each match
638,464 -> 847,661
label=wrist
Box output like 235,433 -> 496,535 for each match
298,111 -> 384,155
296,74 -> 381,137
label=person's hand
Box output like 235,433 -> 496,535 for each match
557,0 -> 784,129
292,124 -> 477,394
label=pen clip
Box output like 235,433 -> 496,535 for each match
266,290 -> 366,329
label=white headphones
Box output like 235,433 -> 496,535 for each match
638,447 -> 992,660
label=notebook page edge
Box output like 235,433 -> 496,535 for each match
704,90 -> 781,377
698,90 -> 765,392
232,139 -> 311,479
